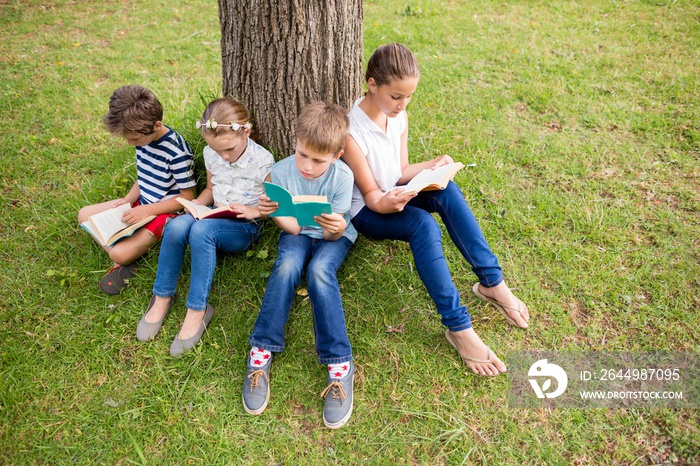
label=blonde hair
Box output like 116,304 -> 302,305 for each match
104,85 -> 163,136
365,43 -> 419,86
295,102 -> 349,155
200,97 -> 251,137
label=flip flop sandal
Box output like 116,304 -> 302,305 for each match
472,282 -> 528,327
99,263 -> 138,295
444,329 -> 504,375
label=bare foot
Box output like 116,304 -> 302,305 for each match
445,328 -> 507,376
177,308 -> 206,339
144,296 -> 173,323
474,282 -> 530,328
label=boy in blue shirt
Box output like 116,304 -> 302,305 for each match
243,102 -> 356,429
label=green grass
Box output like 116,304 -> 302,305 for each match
1,0 -> 699,464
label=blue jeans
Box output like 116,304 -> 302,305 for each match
249,233 -> 353,364
153,214 -> 261,311
351,181 -> 503,332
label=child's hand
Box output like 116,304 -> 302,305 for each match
257,194 -> 278,217
112,198 -> 131,208
314,212 -> 346,235
230,203 -> 257,220
430,154 -> 454,169
381,188 -> 416,212
121,204 -> 152,225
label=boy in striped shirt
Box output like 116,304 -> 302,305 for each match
78,85 -> 196,294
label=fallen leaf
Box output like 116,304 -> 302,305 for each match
104,398 -> 119,408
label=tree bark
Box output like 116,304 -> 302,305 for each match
218,0 -> 363,156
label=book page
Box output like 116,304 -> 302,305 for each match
293,194 -> 328,203
105,214 -> 156,246
176,197 -> 210,218
89,203 -> 131,241
402,162 -> 465,194
407,163 -> 460,188
80,220 -> 101,243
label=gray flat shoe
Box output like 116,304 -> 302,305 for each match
169,303 -> 215,358
136,295 -> 175,342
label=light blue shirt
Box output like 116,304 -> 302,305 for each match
271,156 -> 358,243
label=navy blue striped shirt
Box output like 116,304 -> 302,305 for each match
135,127 -> 196,204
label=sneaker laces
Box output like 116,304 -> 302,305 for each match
247,369 -> 268,392
321,381 -> 347,401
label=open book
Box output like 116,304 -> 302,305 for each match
398,162 -> 465,195
264,181 -> 332,227
176,197 -> 241,220
80,203 -> 156,247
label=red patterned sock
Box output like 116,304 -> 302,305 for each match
328,361 -> 351,380
249,347 -> 272,368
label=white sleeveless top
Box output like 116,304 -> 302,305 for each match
347,97 -> 407,217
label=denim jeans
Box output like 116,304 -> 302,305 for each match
249,233 -> 353,364
351,181 -> 503,332
153,214 -> 261,311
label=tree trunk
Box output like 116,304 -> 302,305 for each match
218,0 -> 363,157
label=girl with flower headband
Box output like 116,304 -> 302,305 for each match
342,43 -> 530,376
136,97 -> 274,357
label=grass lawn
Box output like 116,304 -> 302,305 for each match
1,0 -> 699,464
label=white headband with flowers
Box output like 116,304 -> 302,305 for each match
196,120 -> 252,131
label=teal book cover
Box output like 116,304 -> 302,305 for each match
264,182 -> 332,227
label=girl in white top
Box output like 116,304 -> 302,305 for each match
343,43 -> 530,376
137,97 -> 274,357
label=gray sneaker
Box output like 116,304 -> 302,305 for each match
242,355 -> 272,415
321,361 -> 354,429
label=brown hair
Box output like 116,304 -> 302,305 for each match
295,102 -> 349,155
200,97 -> 251,137
365,43 -> 419,86
103,85 -> 163,136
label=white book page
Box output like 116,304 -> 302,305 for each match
89,203 -> 131,241
405,163 -> 457,191
177,198 -> 210,218
80,220 -> 101,243
292,195 -> 328,203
